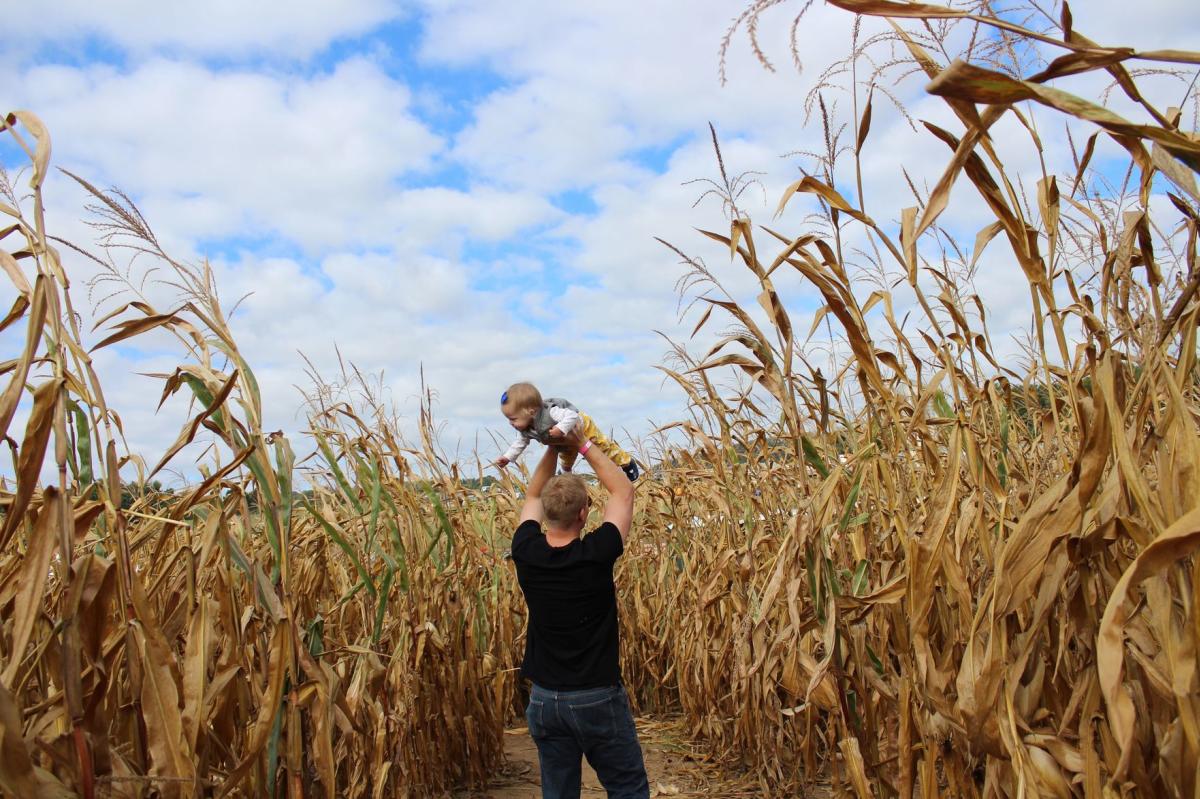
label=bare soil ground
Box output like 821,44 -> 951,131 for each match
456,715 -> 770,798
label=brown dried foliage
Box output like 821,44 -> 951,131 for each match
0,131 -> 524,796
641,1 -> 1200,796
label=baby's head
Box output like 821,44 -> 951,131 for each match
501,382 -> 541,432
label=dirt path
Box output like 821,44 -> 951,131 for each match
457,715 -> 764,798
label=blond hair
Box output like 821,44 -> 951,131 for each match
542,474 -> 588,527
502,382 -> 542,412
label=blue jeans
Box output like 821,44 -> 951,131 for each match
525,683 -> 649,799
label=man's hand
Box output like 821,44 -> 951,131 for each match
558,426 -> 587,449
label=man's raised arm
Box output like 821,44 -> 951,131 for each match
574,432 -> 634,543
518,444 -> 560,524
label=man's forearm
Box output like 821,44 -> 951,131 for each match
581,439 -> 633,502
526,444 -> 559,499
518,446 -> 560,523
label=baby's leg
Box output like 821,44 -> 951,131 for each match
579,414 -> 638,480
558,448 -> 578,473
579,414 -> 631,466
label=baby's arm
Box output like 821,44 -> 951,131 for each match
547,405 -> 580,438
497,433 -> 530,466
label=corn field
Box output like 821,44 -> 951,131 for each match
2,1 -> 1199,796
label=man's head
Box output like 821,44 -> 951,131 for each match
501,382 -> 541,432
542,473 -> 589,531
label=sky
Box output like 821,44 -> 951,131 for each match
1,1 -> 1197,485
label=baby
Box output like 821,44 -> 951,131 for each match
494,382 -> 639,481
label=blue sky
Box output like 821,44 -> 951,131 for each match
1,0 -> 1196,484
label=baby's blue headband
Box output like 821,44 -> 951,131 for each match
501,391 -> 508,404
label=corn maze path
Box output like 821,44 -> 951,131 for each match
459,714 -> 823,798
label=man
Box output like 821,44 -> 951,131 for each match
509,428 -> 650,799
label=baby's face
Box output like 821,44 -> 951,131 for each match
504,405 -> 536,432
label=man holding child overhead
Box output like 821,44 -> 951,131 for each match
509,427 -> 649,799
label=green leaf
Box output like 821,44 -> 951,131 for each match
801,435 -> 830,478
366,457 -> 383,554
805,546 -> 821,623
224,527 -> 254,579
998,404 -> 1010,488
850,559 -> 869,596
381,492 -> 410,592
933,389 -> 954,419
316,432 -> 364,515
242,451 -> 282,579
372,568 -> 394,645
305,616 -> 325,658
209,337 -> 262,421
67,399 -> 93,490
846,689 -> 862,730
273,434 -> 295,571
867,645 -> 884,676
838,471 -> 863,532
336,580 -> 367,608
302,496 -> 376,598
420,485 -> 455,572
180,374 -> 228,432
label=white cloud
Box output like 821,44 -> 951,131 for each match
425,0 -> 872,192
452,80 -> 643,193
9,58 -> 445,251
386,186 -> 563,242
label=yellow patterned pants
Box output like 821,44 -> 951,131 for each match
559,413 -> 632,471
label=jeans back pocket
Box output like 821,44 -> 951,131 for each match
567,689 -> 620,740
525,698 -> 547,737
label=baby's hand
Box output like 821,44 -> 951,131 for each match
494,456 -> 510,468
547,425 -> 565,440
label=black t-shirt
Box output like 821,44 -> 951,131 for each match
511,519 -> 624,689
